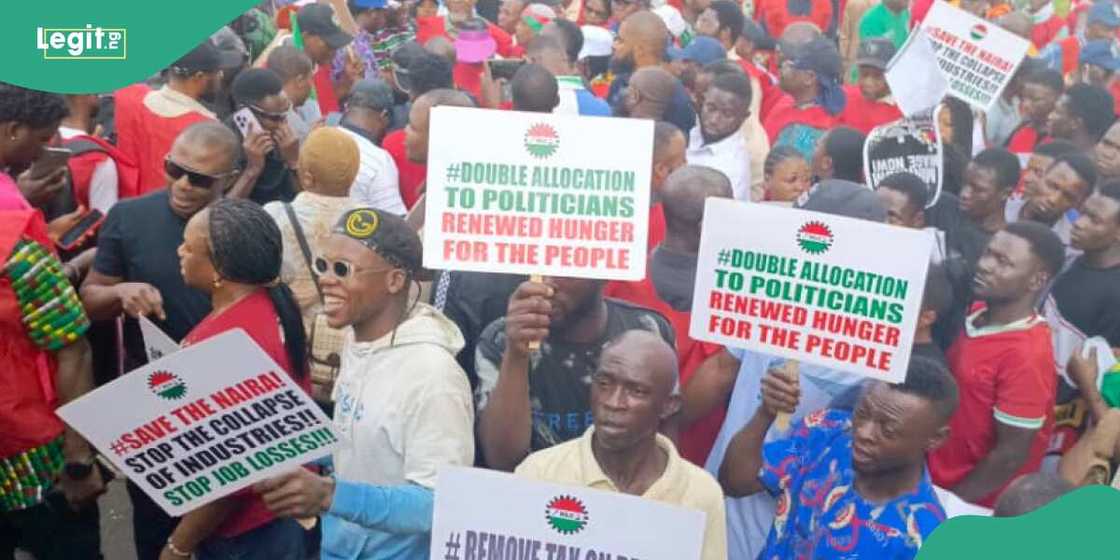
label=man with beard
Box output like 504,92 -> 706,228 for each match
474,271 -> 675,470
929,222 -> 1064,508
608,10 -> 696,134
686,72 -> 752,200
1013,152 -> 1097,262
80,122 -> 240,560
1095,121 -> 1120,184
114,40 -> 241,193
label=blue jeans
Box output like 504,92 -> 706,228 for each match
196,518 -> 308,560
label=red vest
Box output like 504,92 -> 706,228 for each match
114,85 -> 212,194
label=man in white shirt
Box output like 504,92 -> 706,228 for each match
59,94 -> 119,213
687,72 -> 752,201
339,79 -> 407,215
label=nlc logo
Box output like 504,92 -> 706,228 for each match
36,24 -> 126,60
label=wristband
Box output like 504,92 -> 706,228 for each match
165,540 -> 192,558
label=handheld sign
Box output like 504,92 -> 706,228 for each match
885,29 -> 949,116
139,315 -> 180,362
431,466 -> 706,560
422,106 -> 653,281
864,109 -> 944,208
919,1 -> 1030,112
56,329 -> 337,516
689,199 -> 933,384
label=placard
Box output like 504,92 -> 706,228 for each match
57,329 -> 337,516
423,106 -> 653,280
864,108 -> 944,208
885,28 -> 949,116
431,466 -> 705,560
920,1 -> 1030,111
139,315 -> 180,362
689,199 -> 933,383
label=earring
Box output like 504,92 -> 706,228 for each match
212,277 -> 223,290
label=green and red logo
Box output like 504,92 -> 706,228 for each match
969,24 -> 987,41
524,123 -> 559,158
796,221 -> 833,254
148,370 -> 186,401
545,495 -> 589,535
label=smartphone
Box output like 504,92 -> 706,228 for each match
58,209 -> 105,251
29,147 -> 73,179
488,58 -> 526,81
232,107 -> 262,137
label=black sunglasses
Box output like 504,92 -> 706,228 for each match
249,103 -> 290,122
164,157 -> 234,189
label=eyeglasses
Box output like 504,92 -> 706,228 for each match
313,256 -> 395,279
249,103 -> 291,122
164,157 -> 235,189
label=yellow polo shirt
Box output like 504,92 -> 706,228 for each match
515,428 -> 727,560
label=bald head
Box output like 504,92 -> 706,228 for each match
512,63 -> 560,113
406,89 -> 475,163
662,166 -> 733,233
526,35 -> 572,77
175,121 -> 240,171
994,474 -> 1075,517
424,36 -> 457,65
605,329 -> 680,396
778,21 -> 822,60
620,11 -> 669,57
629,67 -> 677,119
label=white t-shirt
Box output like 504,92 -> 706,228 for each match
340,127 -> 407,215
687,126 -> 752,201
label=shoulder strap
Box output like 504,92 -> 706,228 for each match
284,203 -> 324,302
62,138 -> 107,157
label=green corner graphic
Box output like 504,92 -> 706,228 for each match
918,485 -> 1120,558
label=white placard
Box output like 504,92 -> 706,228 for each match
920,0 -> 1030,111
885,28 -> 949,116
57,329 -> 337,516
139,315 -> 180,362
689,199 -> 933,383
423,106 -> 653,280
431,466 -> 705,560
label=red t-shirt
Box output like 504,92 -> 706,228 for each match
756,0 -> 832,40
928,309 -> 1056,508
603,265 -> 724,465
838,85 -> 902,134
1005,123 -> 1050,155
382,129 -> 426,210
1031,14 -> 1068,50
648,203 -> 666,252
738,59 -> 782,123
763,99 -> 839,156
181,290 -> 312,538
313,64 -> 341,116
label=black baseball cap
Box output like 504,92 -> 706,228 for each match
795,181 -> 887,223
171,40 -> 244,74
855,38 -> 896,71
334,208 -> 431,281
298,4 -> 354,50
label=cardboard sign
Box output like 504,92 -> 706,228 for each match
423,106 -> 653,281
864,108 -> 944,208
57,329 -> 337,516
689,199 -> 933,383
139,315 -> 180,362
920,1 -> 1030,111
431,466 -> 706,560
885,28 -> 949,116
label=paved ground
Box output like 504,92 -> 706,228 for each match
15,479 -> 135,560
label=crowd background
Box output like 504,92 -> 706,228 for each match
3,0 -> 1120,559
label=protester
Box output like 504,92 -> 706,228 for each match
756,0 -> 832,40
1014,152 -> 1098,256
839,0 -> 876,76
515,3 -> 558,49
958,148 -> 1022,266
58,94 -> 130,213
516,330 -> 728,560
510,63 -> 562,112
735,19 -> 780,122
929,221 -> 1066,508
255,208 -> 474,559
719,357 -> 956,559
338,78 -> 407,214
266,46 -> 317,141
669,37 -> 728,97
761,145 -> 811,203
616,66 -> 679,120
1078,40 -> 1120,116
1047,83 -> 1117,151
224,68 -> 301,205
499,0 -> 529,34
993,473 -> 1076,517
1019,139 -> 1078,200
333,0 -> 416,86
80,122 -> 240,559
1006,68 -> 1064,155
301,3 -> 359,113
608,10 -> 697,134
167,198 -> 311,559
526,35 -> 612,116
474,271 -> 675,470
686,72 -> 752,200
877,171 -> 930,228
263,127 -> 361,404
646,120 -> 689,249
1051,182 -> 1120,346
114,41 -> 239,194
696,0 -> 744,52
765,37 -> 845,159
0,88 -> 104,556
1039,1 -> 1120,79
1096,121 -> 1120,183
839,37 -> 902,134
858,0 -> 911,50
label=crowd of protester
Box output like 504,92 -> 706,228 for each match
4,0 -> 1120,558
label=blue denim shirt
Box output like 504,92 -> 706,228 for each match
322,481 -> 434,560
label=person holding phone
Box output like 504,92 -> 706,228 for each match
224,68 -> 301,205
0,84 -> 69,210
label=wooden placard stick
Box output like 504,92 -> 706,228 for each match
528,274 -> 544,352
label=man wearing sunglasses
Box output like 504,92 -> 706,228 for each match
254,207 -> 474,560
224,68 -> 301,205
80,121 -> 240,559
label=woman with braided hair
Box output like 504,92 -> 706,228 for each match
164,197 -> 310,560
